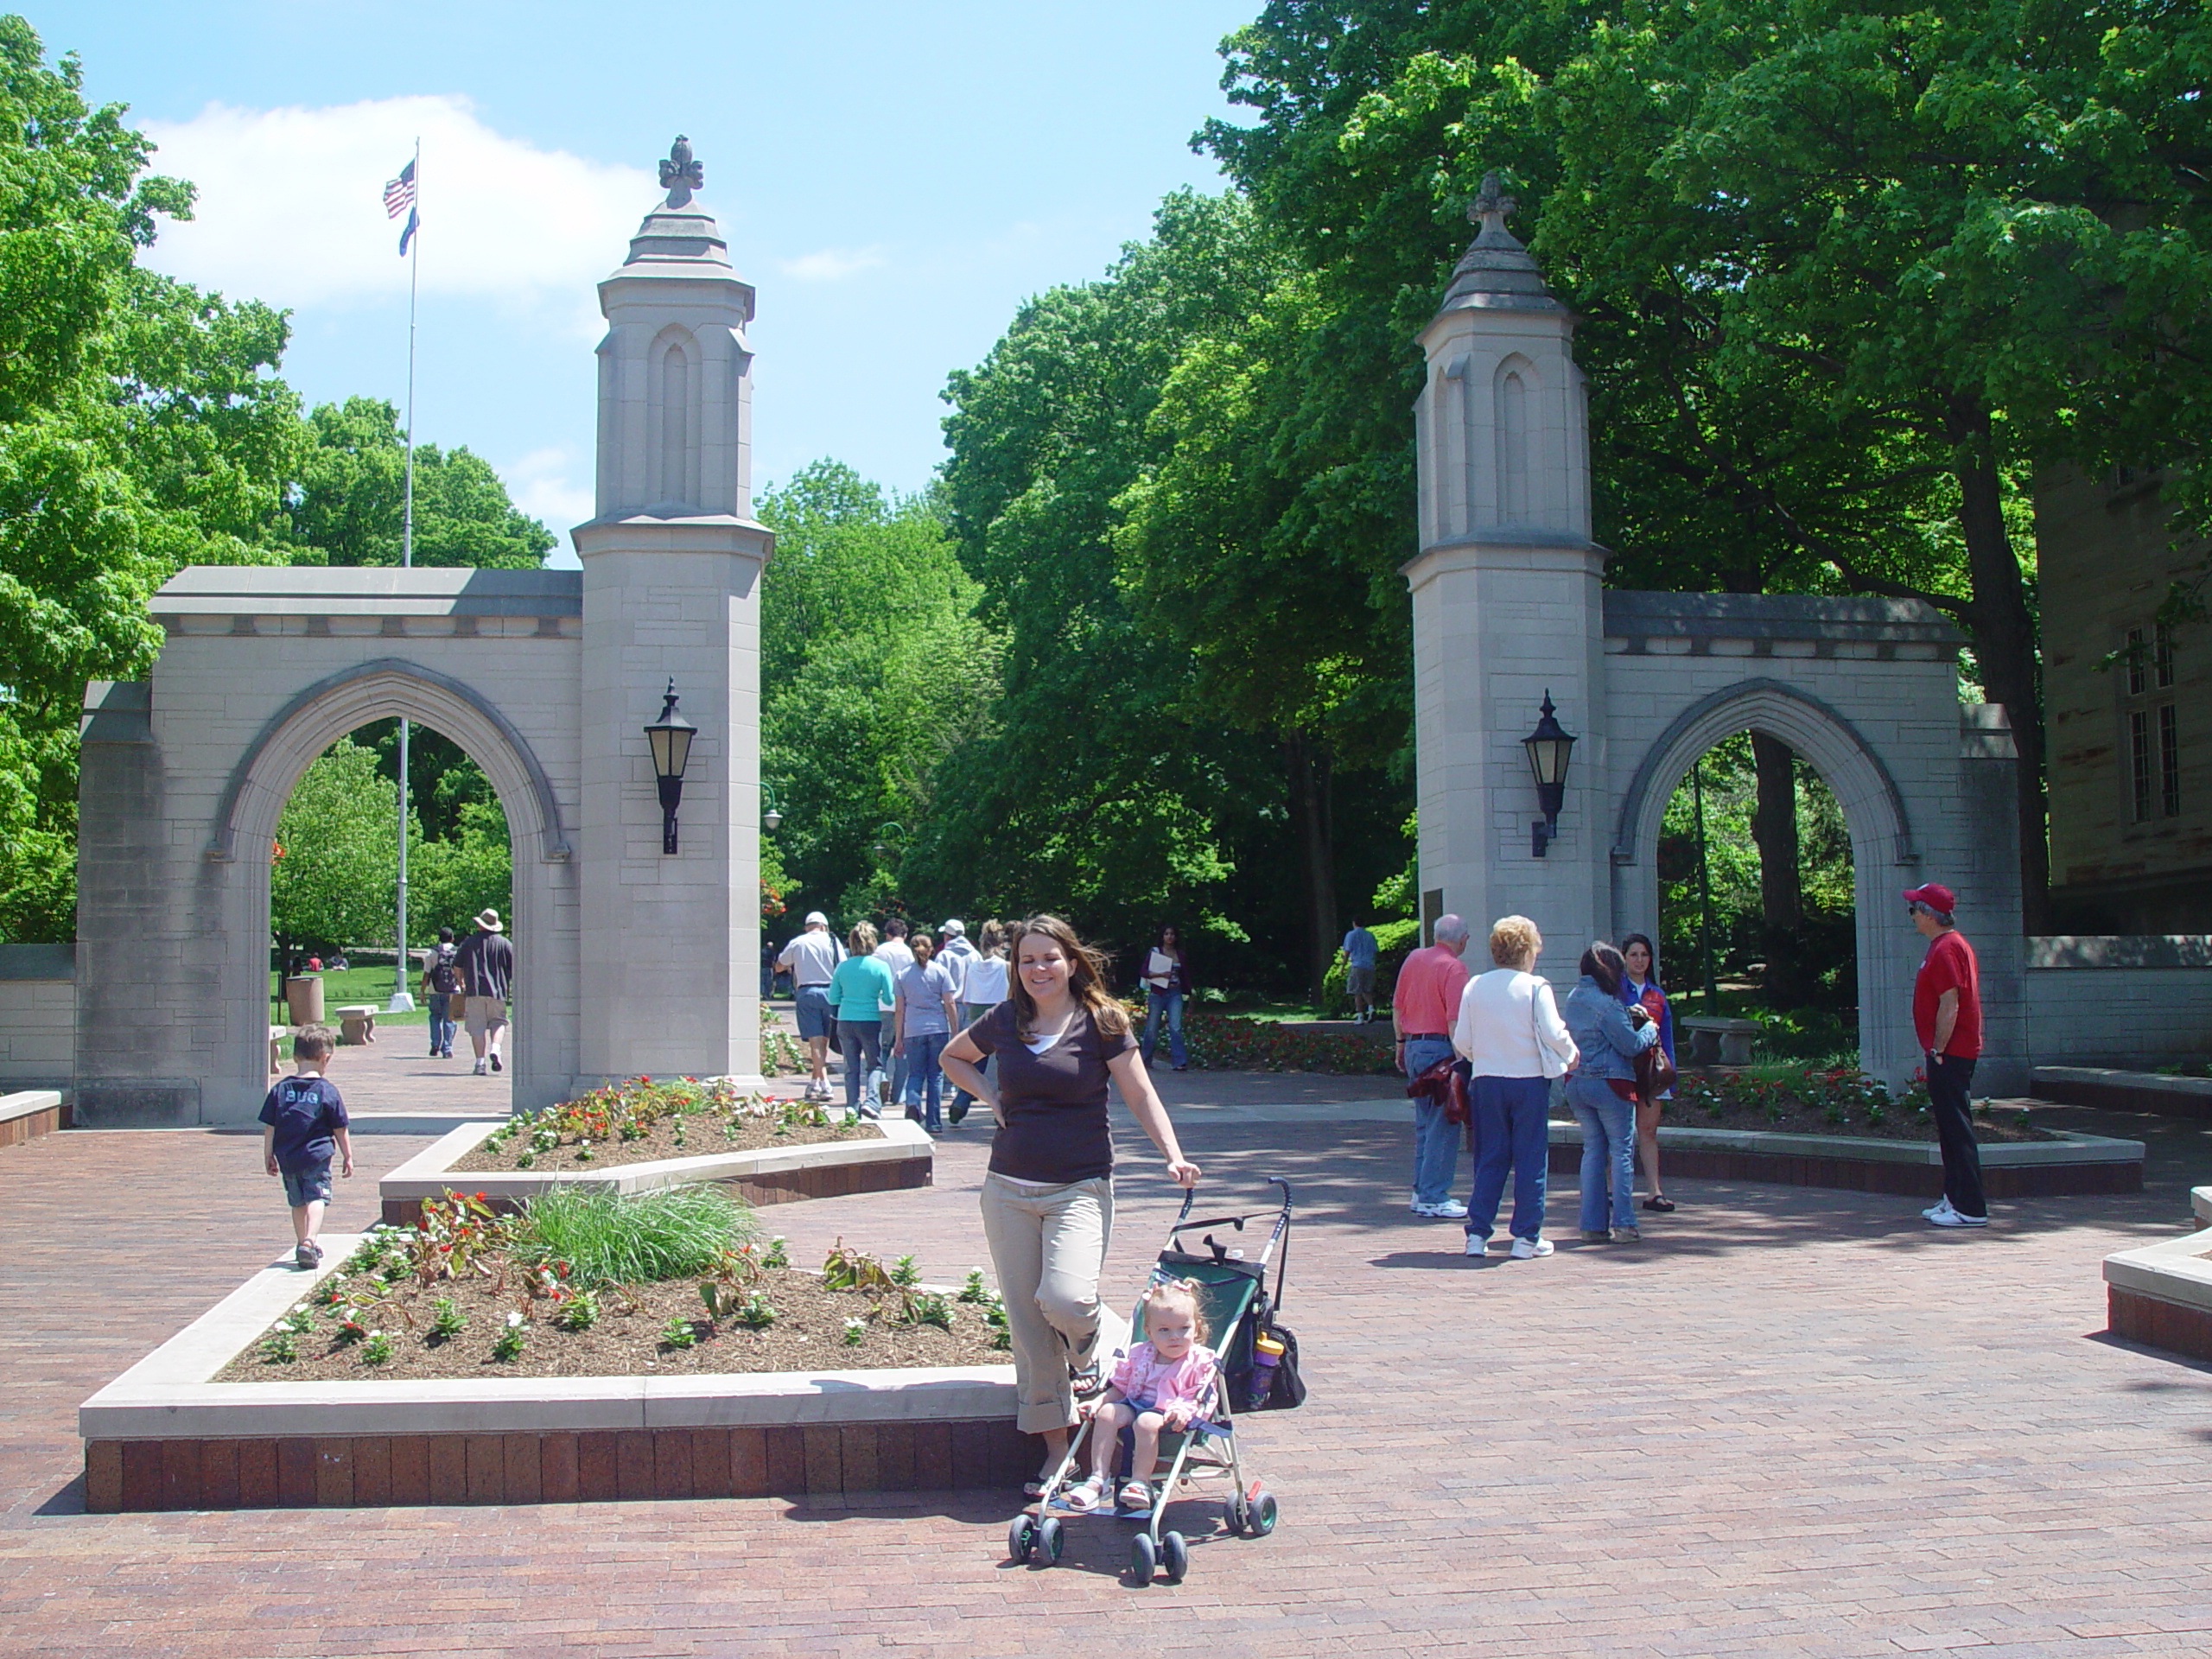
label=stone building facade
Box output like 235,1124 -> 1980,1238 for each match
2038,465 -> 2212,933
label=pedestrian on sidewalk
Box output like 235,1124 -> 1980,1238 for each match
454,908 -> 514,1077
1908,882 -> 1989,1229
1563,942 -> 1660,1243
949,918 -> 1009,1126
421,925 -> 459,1059
1618,932 -> 1677,1213
829,921 -> 894,1118
893,932 -> 960,1133
1393,913 -> 1473,1218
940,913 -> 1199,1497
259,1024 -> 353,1268
1342,918 -> 1381,1023
1138,925 -> 1191,1071
874,918 -> 916,1109
1455,915 -> 1578,1259
778,911 -> 843,1103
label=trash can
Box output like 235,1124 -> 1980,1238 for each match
284,975 -> 325,1025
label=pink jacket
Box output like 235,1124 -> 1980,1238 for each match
1110,1341 -> 1217,1409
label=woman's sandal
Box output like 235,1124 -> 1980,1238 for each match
1069,1360 -> 1106,1399
1643,1194 -> 1676,1212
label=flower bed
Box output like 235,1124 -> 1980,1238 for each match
1181,1012 -> 1395,1075
451,1077 -> 872,1174
1563,1064 -> 2060,1145
220,1196 -> 1007,1383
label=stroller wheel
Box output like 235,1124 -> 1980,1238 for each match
1249,1489 -> 1279,1536
1036,1514 -> 1066,1566
1129,1530 -> 1158,1583
1007,1514 -> 1037,1563
1224,1492 -> 1250,1535
1160,1530 -> 1190,1583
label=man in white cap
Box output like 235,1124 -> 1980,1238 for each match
454,908 -> 514,1077
776,912 -> 843,1101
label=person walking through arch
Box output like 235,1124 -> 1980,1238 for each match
1138,925 -> 1191,1071
1393,913 -> 1472,1217
777,911 -> 843,1103
454,908 -> 514,1077
420,925 -> 460,1060
1455,915 -> 1577,1258
1342,918 -> 1381,1023
1908,882 -> 1988,1229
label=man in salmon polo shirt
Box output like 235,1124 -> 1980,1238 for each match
1906,881 -> 1987,1229
1393,913 -> 1473,1218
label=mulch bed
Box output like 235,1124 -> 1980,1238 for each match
216,1267 -> 1005,1383
451,1115 -> 879,1174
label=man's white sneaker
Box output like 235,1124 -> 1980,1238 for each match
1463,1234 -> 1488,1257
1510,1236 -> 1554,1259
1411,1198 -> 1470,1218
1929,1206 -> 1988,1228
1922,1197 -> 1956,1222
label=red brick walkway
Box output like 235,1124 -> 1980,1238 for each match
3,1106 -> 2210,1656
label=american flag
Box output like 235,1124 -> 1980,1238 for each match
385,158 -> 418,256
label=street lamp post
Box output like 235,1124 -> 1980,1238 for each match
644,678 -> 697,855
1522,690 -> 1578,858
760,784 -> 783,833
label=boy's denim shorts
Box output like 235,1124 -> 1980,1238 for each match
282,1159 -> 333,1206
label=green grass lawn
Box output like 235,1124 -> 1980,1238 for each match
271,965 -> 429,1025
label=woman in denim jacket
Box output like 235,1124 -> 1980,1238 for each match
1562,942 -> 1661,1242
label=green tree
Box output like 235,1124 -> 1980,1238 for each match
408,797 -> 512,946
270,738 -> 398,964
289,396 -> 554,568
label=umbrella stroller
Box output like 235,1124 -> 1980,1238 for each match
1007,1176 -> 1300,1583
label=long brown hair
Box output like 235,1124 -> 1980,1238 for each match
1007,914 -> 1131,1040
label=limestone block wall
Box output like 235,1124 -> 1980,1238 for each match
75,570 -> 586,1126
2020,938 -> 2212,1067
0,944 -> 74,1090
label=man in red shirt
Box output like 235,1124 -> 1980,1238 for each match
1393,914 -> 1473,1217
1907,882 -> 1986,1228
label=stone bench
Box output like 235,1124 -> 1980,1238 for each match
336,1006 -> 378,1046
1679,1015 -> 1764,1066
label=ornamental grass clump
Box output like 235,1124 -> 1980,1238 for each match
510,1183 -> 755,1287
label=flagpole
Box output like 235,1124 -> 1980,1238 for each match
390,137 -> 420,1016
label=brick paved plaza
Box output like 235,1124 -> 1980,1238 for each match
3,1070 -> 2209,1657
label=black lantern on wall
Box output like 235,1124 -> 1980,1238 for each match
644,678 -> 697,855
1522,690 -> 1577,858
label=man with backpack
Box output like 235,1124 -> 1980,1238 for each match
420,925 -> 461,1059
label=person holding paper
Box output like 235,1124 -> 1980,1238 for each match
1138,924 -> 1190,1072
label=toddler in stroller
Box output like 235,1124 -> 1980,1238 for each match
1058,1278 -> 1215,1516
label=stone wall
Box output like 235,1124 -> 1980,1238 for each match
0,944 -> 73,1090
2019,936 -> 2212,1067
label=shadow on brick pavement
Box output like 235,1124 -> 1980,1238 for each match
3,1092 -> 2211,1656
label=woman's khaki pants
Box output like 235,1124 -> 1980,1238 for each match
980,1173 -> 1115,1433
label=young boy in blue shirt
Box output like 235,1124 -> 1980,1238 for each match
259,1024 -> 354,1268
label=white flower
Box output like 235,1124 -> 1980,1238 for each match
369,1330 -> 384,1339
506,1311 -> 524,1328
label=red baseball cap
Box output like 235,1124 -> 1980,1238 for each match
1903,882 -> 1956,913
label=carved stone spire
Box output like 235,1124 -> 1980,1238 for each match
658,136 -> 703,209
1435,168 -> 1561,316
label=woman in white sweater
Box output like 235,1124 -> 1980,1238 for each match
1452,914 -> 1579,1259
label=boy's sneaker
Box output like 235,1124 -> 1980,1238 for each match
1412,1199 -> 1469,1218
1929,1206 -> 1988,1228
1463,1233 -> 1490,1257
1510,1236 -> 1554,1259
295,1240 -> 322,1269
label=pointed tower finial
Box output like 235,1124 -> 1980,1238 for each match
658,136 -> 703,209
1467,170 -> 1519,239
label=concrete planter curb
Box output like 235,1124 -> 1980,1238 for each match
2031,1066 -> 2212,1121
80,1235 -> 1020,1511
2102,1186 -> 2212,1364
378,1116 -> 934,1224
0,1089 -> 67,1148
1542,1120 -> 2143,1199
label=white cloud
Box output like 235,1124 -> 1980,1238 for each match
140,95 -> 658,317
779,245 -> 887,283
501,446 -> 595,564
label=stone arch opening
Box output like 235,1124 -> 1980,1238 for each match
209,658 -> 572,1106
1609,677 -> 1922,1081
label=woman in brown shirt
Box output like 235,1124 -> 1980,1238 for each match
942,914 -> 1200,1490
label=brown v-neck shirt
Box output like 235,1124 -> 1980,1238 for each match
966,1001 -> 1136,1185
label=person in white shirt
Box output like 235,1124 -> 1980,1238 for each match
776,912 -> 844,1102
872,919 -> 917,1106
1452,914 -> 1578,1261
948,918 -> 1009,1126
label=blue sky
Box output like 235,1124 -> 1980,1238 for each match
35,1 -> 1257,563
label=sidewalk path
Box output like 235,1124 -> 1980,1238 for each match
4,1093 -> 2209,1655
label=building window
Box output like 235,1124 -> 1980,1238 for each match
2132,709 -> 2152,823
2159,703 -> 2181,817
2155,621 -> 2176,690
2126,626 -> 2147,697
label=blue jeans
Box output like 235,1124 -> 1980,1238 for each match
1402,1036 -> 1461,1207
836,1019 -> 882,1113
949,1002 -> 992,1120
879,1014 -> 906,1104
1567,1077 -> 1637,1232
1141,990 -> 1186,1068
902,1030 -> 949,1132
427,993 -> 455,1056
1465,1074 -> 1551,1243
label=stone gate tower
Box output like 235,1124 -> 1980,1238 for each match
1406,174 -> 1608,978
570,138 -> 772,1085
